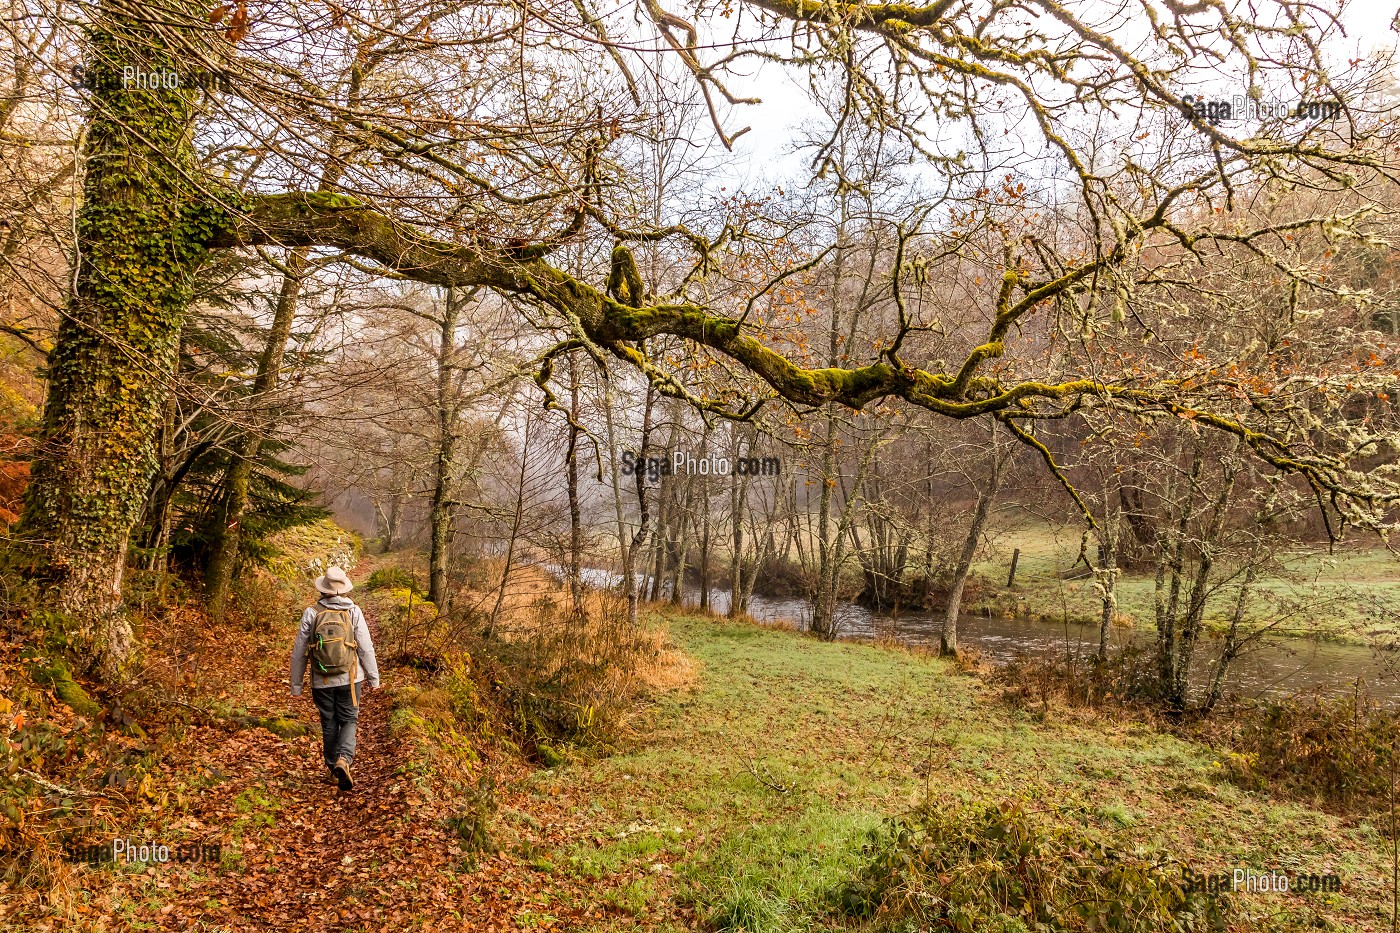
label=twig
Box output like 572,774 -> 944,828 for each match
1390,736 -> 1397,933
18,769 -> 115,801
742,752 -> 790,795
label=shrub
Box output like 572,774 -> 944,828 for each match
747,556 -> 808,599
835,800 -> 1231,932
994,647 -> 1161,714
364,566 -> 421,594
441,655 -> 486,730
228,570 -> 299,633
445,773 -> 498,861
1216,690 -> 1399,814
473,588 -> 694,757
379,583 -> 446,666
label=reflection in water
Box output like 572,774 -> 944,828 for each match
572,567 -> 1398,705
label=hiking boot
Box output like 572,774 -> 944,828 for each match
333,757 -> 353,791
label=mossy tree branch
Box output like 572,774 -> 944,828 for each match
210,191 -> 1400,529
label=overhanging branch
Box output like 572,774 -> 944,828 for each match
209,190 -> 1400,522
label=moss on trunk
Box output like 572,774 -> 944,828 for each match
27,654 -> 103,719
12,1 -> 230,678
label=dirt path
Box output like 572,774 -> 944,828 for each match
100,585 -> 589,932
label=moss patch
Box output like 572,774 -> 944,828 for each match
244,716 -> 309,739
26,654 -> 102,718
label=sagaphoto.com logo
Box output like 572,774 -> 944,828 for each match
66,838 -> 221,867
1180,93 -> 1343,126
620,451 -> 782,483
70,64 -> 232,93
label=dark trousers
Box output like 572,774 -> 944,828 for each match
311,684 -> 359,769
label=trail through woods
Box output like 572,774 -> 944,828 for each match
84,568 -> 670,932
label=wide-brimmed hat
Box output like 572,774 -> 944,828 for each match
314,565 -> 354,595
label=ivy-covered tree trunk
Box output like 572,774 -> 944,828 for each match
13,3 -> 214,677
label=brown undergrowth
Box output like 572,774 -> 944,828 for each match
0,536 -> 695,931
375,559 -> 696,762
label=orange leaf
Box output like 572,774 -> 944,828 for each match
225,2 -> 250,42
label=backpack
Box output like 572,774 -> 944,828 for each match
310,601 -> 360,702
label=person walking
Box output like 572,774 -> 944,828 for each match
290,566 -> 380,790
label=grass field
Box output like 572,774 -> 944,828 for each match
517,610 -> 1392,931
963,509 -> 1400,644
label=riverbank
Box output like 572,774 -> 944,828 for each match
523,608 -> 1391,931
966,518 -> 1400,647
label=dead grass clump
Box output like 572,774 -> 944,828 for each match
476,588 -> 695,756
377,558 -> 697,762
994,648 -> 1160,716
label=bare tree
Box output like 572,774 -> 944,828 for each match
9,0 -> 1400,679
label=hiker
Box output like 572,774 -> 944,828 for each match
289,566 -> 380,790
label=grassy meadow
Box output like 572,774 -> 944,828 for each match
961,510 -> 1400,645
509,611 -> 1391,932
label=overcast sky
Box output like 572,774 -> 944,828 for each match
712,0 -> 1400,193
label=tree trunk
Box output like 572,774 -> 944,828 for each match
566,354 -> 585,618
1154,435 -> 1197,707
740,521 -> 768,612
204,248 -> 311,619
1095,537 -> 1117,661
383,492 -> 402,552
14,5 -> 211,677
488,413 -> 533,637
1094,478 -> 1121,661
649,403 -> 682,601
427,288 -> 466,608
668,487 -> 691,607
941,451 -> 1003,657
698,448 -> 712,610
1203,563 -> 1258,715
623,382 -> 656,626
649,493 -> 669,602
811,413 -> 839,638
601,377 -> 628,592
728,456 -> 750,619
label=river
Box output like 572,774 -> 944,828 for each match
573,567 -> 1400,705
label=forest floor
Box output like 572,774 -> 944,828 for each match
7,564 -> 1395,932
38,560 -> 618,932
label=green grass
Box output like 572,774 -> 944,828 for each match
968,511 -> 1400,644
523,612 -> 1392,931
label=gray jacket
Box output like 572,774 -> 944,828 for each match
289,596 -> 380,695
